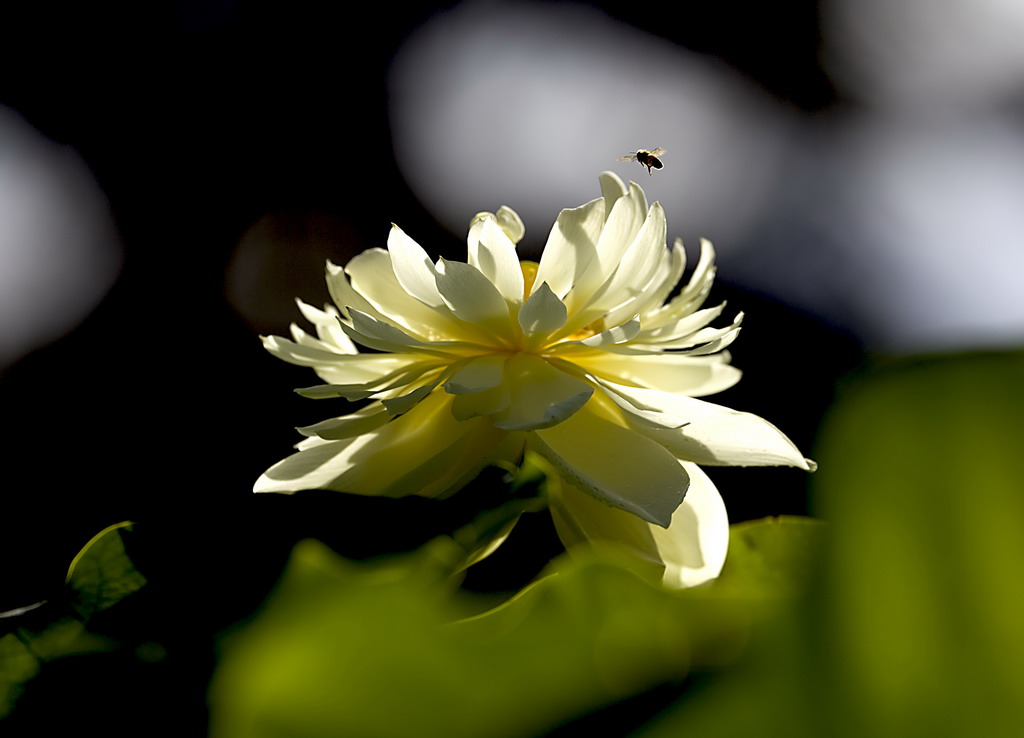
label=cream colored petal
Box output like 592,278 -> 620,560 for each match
450,382 -> 512,421
532,197 -> 605,300
579,353 -> 742,397
466,217 -> 524,304
433,258 -> 513,335
636,303 -> 728,345
574,318 -> 640,347
443,354 -> 506,394
343,249 -> 459,339
494,205 -> 525,244
530,401 -> 689,528
489,354 -> 593,431
296,402 -> 391,440
593,202 -> 667,311
325,259 -> 378,320
386,224 -> 446,308
601,381 -> 816,470
564,189 -> 646,312
645,239 -> 717,329
261,334 -> 358,367
341,309 -> 468,357
295,300 -> 356,353
598,170 -> 630,216
381,381 -> 439,415
518,282 -> 568,339
549,461 -> 728,588
255,391 -> 511,498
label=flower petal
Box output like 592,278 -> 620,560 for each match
386,224 -> 446,308
443,354 -> 506,394
518,282 -> 568,339
466,215 -> 525,303
255,392 -> 514,498
294,300 -> 356,353
489,354 -> 593,431
530,401 -> 690,527
601,381 -> 816,470
343,249 -> 460,339
296,403 -> 391,440
433,257 -> 513,335
532,197 -> 605,300
549,460 -> 728,588
578,352 -> 742,397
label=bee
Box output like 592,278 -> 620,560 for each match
618,147 -> 666,175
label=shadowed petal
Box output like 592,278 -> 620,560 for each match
550,461 -> 728,588
530,401 -> 690,527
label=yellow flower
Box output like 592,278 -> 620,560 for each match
256,172 -> 814,587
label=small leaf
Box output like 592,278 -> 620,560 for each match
66,521 -> 146,621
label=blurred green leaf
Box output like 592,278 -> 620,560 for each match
66,521 -> 146,621
1,522 -> 142,719
0,619 -> 114,719
713,516 -> 826,598
812,351 -> 1024,737
639,351 -> 1024,737
210,538 -> 774,738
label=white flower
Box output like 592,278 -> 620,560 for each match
256,172 -> 815,588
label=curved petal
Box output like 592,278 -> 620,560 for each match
564,188 -> 647,314
433,258 -> 513,337
343,248 -> 473,341
601,381 -> 816,470
578,353 -> 742,397
489,354 -> 593,431
255,392 -> 513,498
296,402 -> 391,440
294,300 -> 356,353
533,197 -> 605,300
549,461 -> 728,588
518,282 -> 568,340
443,354 -> 506,394
466,216 -> 525,303
529,400 -> 689,527
386,224 -> 445,308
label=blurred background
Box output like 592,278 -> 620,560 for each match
2,0 -> 1024,732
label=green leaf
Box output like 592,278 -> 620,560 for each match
636,350 -> 1024,737
0,621 -> 114,719
209,540 -> 756,738
66,521 -> 147,621
713,516 -> 826,598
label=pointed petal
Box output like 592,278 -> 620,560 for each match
466,216 -> 525,303
296,403 -> 391,440
433,258 -> 512,335
530,402 -> 689,527
255,392 -> 512,498
343,248 -> 461,339
518,282 -> 568,339
532,197 -> 605,300
386,224 -> 445,308
598,170 -> 629,215
295,299 -> 356,353
601,381 -> 816,470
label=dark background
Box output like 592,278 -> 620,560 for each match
0,1 -> 858,731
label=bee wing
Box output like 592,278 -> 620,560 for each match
649,147 -> 666,157
617,153 -> 639,161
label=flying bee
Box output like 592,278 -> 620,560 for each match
618,147 -> 666,175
